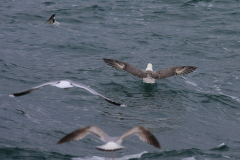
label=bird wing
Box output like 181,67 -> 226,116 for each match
9,81 -> 59,97
152,66 -> 197,79
70,80 -> 123,106
119,126 -> 161,149
45,13 -> 56,24
45,18 -> 54,24
57,126 -> 108,144
103,58 -> 147,78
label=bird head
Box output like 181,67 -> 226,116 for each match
145,63 -> 153,71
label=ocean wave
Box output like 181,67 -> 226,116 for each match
72,151 -> 147,160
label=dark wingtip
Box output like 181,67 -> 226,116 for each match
191,66 -> 198,70
179,66 -> 198,75
148,132 -> 161,149
139,127 -> 161,149
57,134 -> 72,145
104,98 -> 122,106
9,90 -> 33,97
103,58 -> 113,64
98,94 -> 123,106
154,139 -> 161,149
57,126 -> 91,145
188,66 -> 198,73
10,92 -> 27,97
103,58 -> 123,70
57,139 -> 65,145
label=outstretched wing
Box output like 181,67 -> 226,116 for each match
70,80 -> 123,106
119,126 -> 161,149
57,126 -> 108,144
9,81 -> 59,97
152,66 -> 197,79
103,58 -> 147,78
45,13 -> 56,24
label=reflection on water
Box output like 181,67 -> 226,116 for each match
140,83 -> 158,97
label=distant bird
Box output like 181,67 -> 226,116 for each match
9,79 -> 122,106
45,13 -> 60,25
57,126 -> 161,153
103,58 -> 197,83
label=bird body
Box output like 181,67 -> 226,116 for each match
143,63 -> 155,83
51,80 -> 74,88
97,141 -> 125,151
103,58 -> 197,84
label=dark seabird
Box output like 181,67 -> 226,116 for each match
103,58 -> 197,83
57,126 -> 161,152
45,13 -> 60,25
9,79 -> 123,106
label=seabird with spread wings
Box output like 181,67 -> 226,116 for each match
45,13 -> 60,25
57,126 -> 161,152
103,58 -> 197,83
9,79 -> 123,106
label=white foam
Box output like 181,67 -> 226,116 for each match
185,80 -> 198,87
181,157 -> 196,160
208,4 -> 213,8
218,91 -> 240,102
183,77 -> 200,88
53,21 -> 60,26
225,94 -> 240,102
222,47 -> 230,51
217,143 -> 225,148
223,155 -> 231,159
211,84 -> 240,103
25,114 -> 39,123
213,85 -> 221,91
72,151 -> 147,160
120,104 -> 127,107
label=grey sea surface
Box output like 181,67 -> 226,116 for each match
1,0 -> 240,159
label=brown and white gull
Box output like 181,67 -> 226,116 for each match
57,126 -> 161,152
103,58 -> 197,83
9,79 -> 122,106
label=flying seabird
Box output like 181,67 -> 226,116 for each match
103,58 -> 197,83
57,126 -> 161,152
45,13 -> 60,25
9,79 -> 122,106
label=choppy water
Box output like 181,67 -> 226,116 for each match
1,0 -> 240,159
